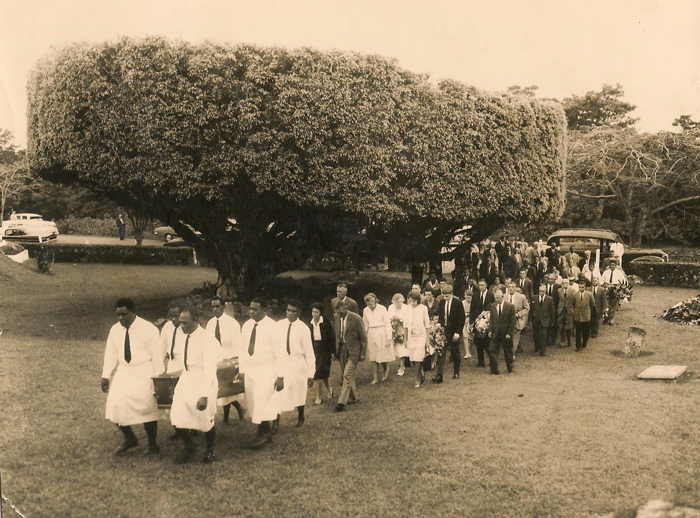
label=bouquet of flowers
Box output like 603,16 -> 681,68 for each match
390,316 -> 405,345
616,280 -> 634,304
473,310 -> 490,337
428,316 -> 446,356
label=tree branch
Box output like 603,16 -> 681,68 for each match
650,195 -> 700,215
567,189 -> 616,199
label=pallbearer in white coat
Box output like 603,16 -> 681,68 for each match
239,298 -> 287,449
170,307 -> 220,464
101,298 -> 164,456
160,299 -> 184,368
277,300 -> 316,427
206,296 -> 246,424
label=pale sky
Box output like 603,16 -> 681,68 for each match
1,0 -> 699,148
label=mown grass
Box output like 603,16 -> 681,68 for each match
1,264 -> 700,517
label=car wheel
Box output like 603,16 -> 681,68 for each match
165,233 -> 173,242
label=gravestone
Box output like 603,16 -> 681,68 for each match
637,365 -> 688,380
623,327 -> 646,357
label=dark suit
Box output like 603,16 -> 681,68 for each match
479,265 -> 502,287
469,289 -> 495,367
488,301 -> 516,374
333,311 -> 367,406
436,296 -> 466,377
529,295 -> 555,356
516,276 -> 534,301
543,282 -> 561,345
589,284 -> 607,337
308,319 -> 335,380
569,290 -> 595,350
331,296 -> 360,316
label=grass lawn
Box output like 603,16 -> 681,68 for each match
1,262 -> 700,517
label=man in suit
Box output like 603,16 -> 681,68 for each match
589,276 -> 608,338
487,289 -> 516,374
555,278 -> 576,348
529,284 -> 555,357
544,273 -> 561,346
565,246 -> 580,271
545,242 -> 561,265
469,279 -> 495,367
333,300 -> 367,412
516,269 -> 534,302
479,256 -> 501,287
570,279 -> 596,351
331,283 -> 360,315
505,281 -> 529,357
601,258 -> 626,325
422,287 -> 439,318
434,284 -> 466,382
579,250 -> 593,271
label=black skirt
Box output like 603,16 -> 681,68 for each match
313,340 -> 332,380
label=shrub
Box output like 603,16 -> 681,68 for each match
626,262 -> 700,288
24,243 -> 193,266
56,216 -> 157,237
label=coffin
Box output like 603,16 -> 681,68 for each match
152,358 -> 244,409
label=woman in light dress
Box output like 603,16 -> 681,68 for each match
461,287 -> 473,359
387,293 -> 410,377
406,290 -> 430,388
362,293 -> 393,384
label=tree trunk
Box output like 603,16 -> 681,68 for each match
134,230 -> 144,246
627,213 -> 647,247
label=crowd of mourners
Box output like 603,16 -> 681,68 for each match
100,238 -> 630,464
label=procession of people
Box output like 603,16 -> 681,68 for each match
100,238 -> 630,464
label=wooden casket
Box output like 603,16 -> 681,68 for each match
152,358 -> 244,409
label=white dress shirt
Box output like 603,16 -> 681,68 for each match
102,316 -> 163,378
239,316 -> 286,378
277,318 -> 316,379
206,313 -> 241,359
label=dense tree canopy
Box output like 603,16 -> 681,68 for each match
563,84 -> 638,130
28,38 -> 566,296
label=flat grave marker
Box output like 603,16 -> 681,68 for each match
637,365 -> 688,380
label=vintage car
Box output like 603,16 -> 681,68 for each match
153,225 -> 178,241
546,228 -> 668,264
0,213 -> 59,243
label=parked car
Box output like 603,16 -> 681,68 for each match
546,228 -> 668,264
154,226 -> 178,241
0,213 -> 59,243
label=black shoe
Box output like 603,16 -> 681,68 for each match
174,447 -> 196,464
201,449 -> 216,463
252,435 -> 272,450
477,363 -> 486,368
168,432 -> 179,441
296,418 -> 305,428
516,347 -> 523,353
335,404 -> 346,412
420,374 -> 426,385
591,333 -> 598,338
452,373 -> 460,380
143,446 -> 160,457
432,375 -> 443,384
271,419 -> 280,435
237,409 -> 246,421
114,437 -> 138,456
507,368 -> 514,373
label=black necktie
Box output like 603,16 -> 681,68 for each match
124,327 -> 131,363
287,323 -> 292,354
248,323 -> 258,356
340,318 -> 345,343
581,293 -> 584,302
184,334 -> 190,371
445,300 -> 450,322
593,287 -> 596,296
170,325 -> 178,359
498,304 -> 502,317
215,319 -> 221,344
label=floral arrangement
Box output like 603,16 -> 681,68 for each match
473,310 -> 490,336
428,316 -> 446,356
390,315 -> 405,345
606,280 -> 634,306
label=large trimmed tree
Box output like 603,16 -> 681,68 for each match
28,37 -> 567,297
